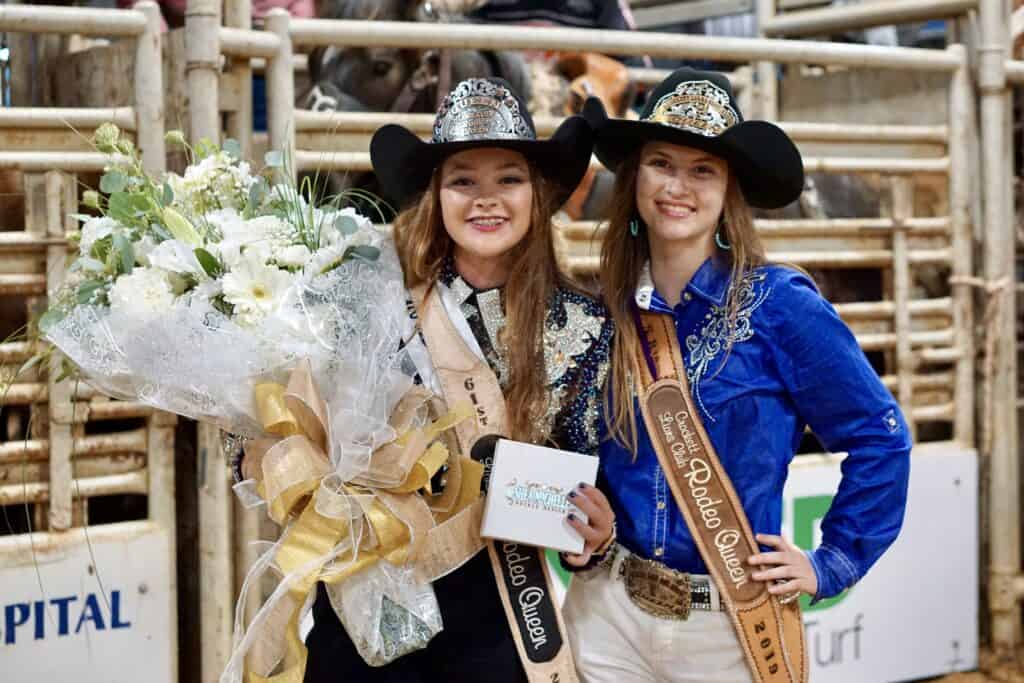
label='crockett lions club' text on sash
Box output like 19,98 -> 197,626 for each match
634,309 -> 807,683
412,283 -> 578,683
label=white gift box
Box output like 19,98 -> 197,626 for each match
480,439 -> 599,554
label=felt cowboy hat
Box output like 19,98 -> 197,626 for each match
582,67 -> 804,210
370,77 -> 593,209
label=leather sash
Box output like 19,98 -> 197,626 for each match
634,309 -> 807,683
411,283 -> 578,683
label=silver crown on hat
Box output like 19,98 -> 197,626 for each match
432,79 -> 534,144
645,80 -> 740,138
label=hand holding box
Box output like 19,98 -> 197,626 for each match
480,439 -> 599,554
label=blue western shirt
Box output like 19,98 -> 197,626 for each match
600,257 -> 912,601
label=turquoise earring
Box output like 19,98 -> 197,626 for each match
715,224 -> 732,250
629,219 -> 640,237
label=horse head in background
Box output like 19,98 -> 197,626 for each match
306,0 -> 531,112
300,0 -> 532,206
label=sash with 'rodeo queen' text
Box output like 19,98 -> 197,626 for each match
411,283 -> 577,683
634,309 -> 807,683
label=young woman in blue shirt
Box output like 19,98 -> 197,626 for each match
562,67 -> 912,682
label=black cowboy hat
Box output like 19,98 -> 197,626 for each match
582,67 -> 803,210
371,77 -> 593,209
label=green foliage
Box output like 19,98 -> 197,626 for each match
194,248 -> 223,278
223,138 -> 242,161
99,170 -> 127,194
76,279 -> 107,305
107,192 -> 151,226
111,233 -> 135,275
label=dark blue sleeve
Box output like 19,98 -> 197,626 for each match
769,269 -> 912,601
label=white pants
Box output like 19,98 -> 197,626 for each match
563,557 -> 752,683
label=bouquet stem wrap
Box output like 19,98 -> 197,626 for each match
224,360 -> 487,682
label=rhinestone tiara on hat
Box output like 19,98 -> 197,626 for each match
432,78 -> 534,144
645,80 -> 740,138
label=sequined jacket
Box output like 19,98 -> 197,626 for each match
600,257 -> 912,601
404,261 -> 614,456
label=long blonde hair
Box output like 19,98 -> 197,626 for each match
393,158 -> 563,444
601,151 -> 767,451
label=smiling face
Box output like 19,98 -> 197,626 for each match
439,147 -> 533,283
635,141 -> 729,257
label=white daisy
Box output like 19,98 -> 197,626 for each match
221,252 -> 294,327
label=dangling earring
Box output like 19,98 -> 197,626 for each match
629,218 -> 640,237
715,221 -> 732,250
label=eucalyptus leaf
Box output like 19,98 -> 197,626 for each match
99,171 -> 126,194
247,178 -> 268,209
194,247 -> 223,278
223,138 -> 242,160
149,222 -> 172,241
76,280 -> 106,305
264,150 -> 283,168
37,308 -> 65,333
112,233 -> 135,275
348,245 -> 380,262
71,257 -> 107,273
163,182 -> 174,206
334,215 -> 359,236
107,192 -> 150,225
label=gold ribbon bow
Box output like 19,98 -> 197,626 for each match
238,360 -> 482,682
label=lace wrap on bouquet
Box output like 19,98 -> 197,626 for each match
47,243 -> 410,439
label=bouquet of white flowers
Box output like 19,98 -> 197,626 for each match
43,125 -> 399,436
38,125 -> 480,678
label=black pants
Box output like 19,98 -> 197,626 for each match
303,552 -> 527,683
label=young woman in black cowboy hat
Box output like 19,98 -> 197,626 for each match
302,77 -> 617,683
561,68 -> 911,682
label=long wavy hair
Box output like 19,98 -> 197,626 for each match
393,157 -> 562,444
601,151 -> 767,451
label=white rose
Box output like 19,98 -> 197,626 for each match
276,244 -> 311,269
147,239 -> 207,278
245,215 -> 287,237
205,208 -> 246,237
304,243 -> 346,277
319,207 -> 375,247
134,235 -> 160,266
108,267 -> 175,315
191,278 -> 223,303
242,241 -> 273,265
338,207 -> 373,231
206,209 -> 268,269
210,241 -> 242,270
